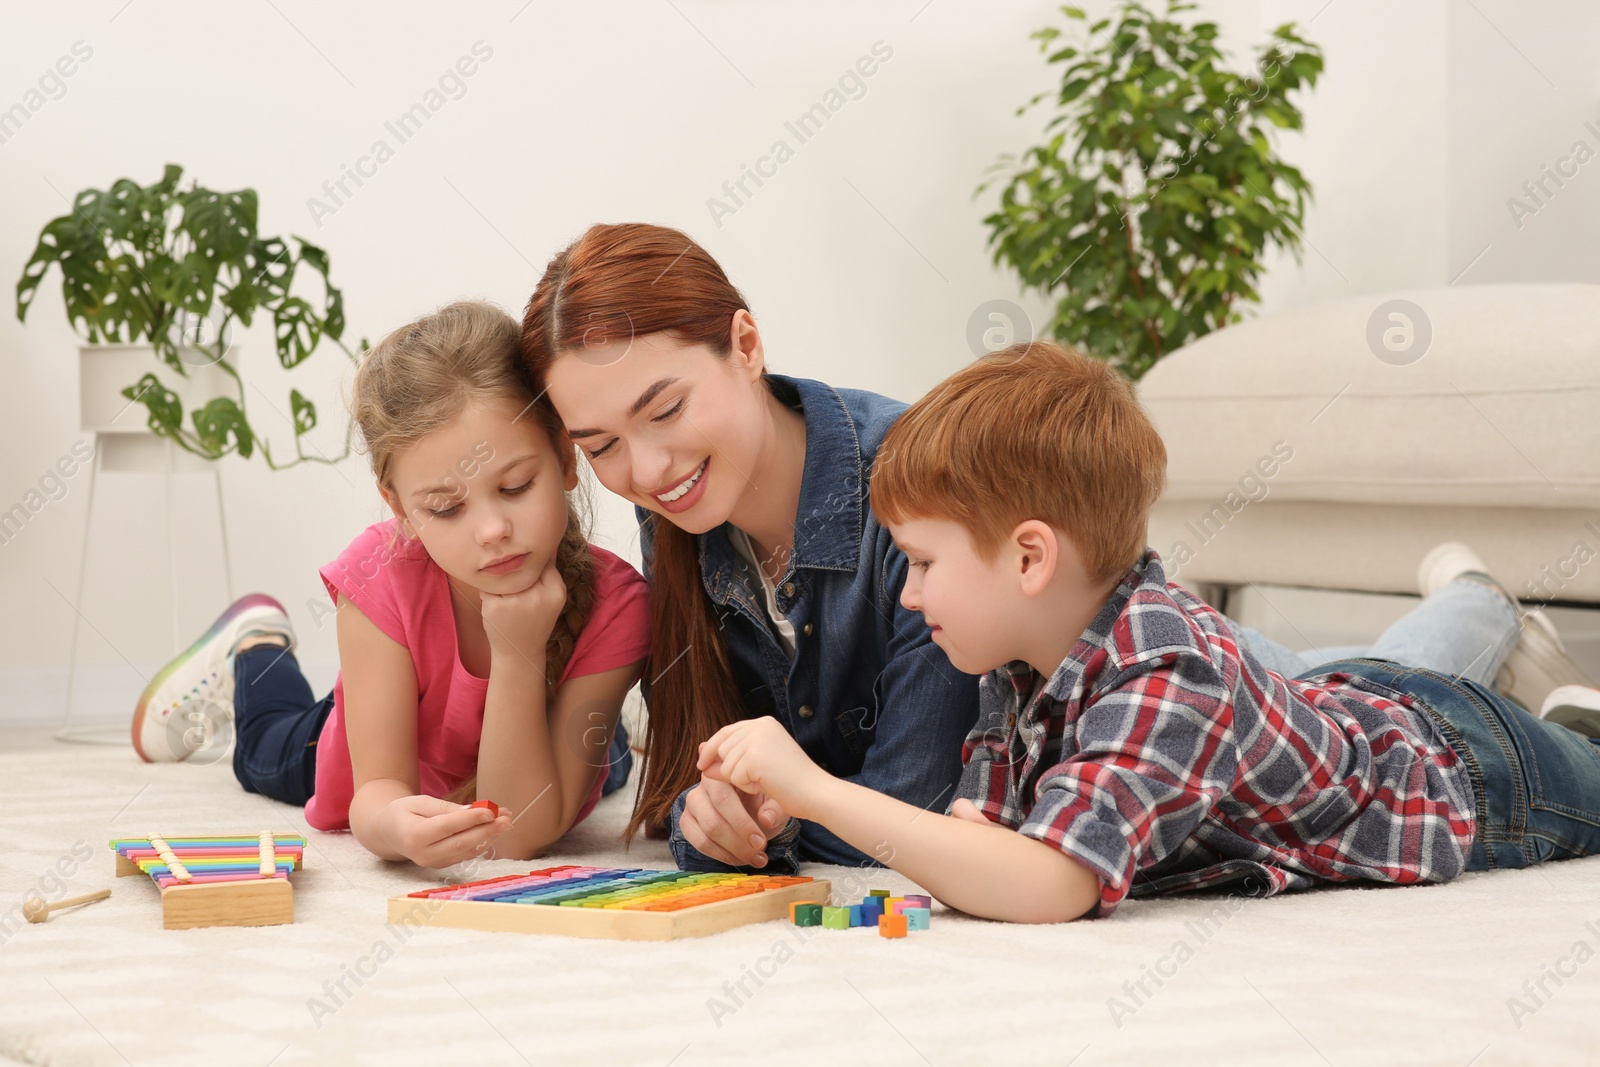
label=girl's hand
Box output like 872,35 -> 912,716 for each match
679,776 -> 793,869
481,560 -> 566,667
697,717 -> 829,822
381,794 -> 513,869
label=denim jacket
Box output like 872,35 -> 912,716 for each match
638,374 -> 981,872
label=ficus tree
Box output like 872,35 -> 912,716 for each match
981,1 -> 1324,379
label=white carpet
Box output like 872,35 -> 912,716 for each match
2,724 -> 1598,1067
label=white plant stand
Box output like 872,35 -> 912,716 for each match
58,345 -> 236,745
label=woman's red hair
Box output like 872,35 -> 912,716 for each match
521,223 -> 752,842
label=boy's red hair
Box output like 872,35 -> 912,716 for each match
870,341 -> 1167,582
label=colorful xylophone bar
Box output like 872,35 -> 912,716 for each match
111,835 -> 306,888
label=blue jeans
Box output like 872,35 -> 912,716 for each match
1234,579 -> 1600,868
1311,658 -> 1600,869
230,646 -> 633,806
1231,578 -> 1521,686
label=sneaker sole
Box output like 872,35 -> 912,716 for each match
1544,705 -> 1600,740
1497,614 -> 1597,717
131,593 -> 290,762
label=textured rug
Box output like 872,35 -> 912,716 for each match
1,724 -> 1597,1067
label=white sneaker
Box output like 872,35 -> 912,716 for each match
1497,611 -> 1598,715
1416,542 -> 1596,712
1541,685 -> 1600,739
1416,542 -> 1504,598
132,594 -> 295,763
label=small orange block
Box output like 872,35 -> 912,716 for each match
470,800 -> 500,817
878,913 -> 908,938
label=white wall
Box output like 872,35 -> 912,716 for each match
1,1 -> 1595,718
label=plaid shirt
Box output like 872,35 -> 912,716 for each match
953,550 -> 1476,918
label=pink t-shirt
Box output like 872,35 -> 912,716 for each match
304,520 -> 651,832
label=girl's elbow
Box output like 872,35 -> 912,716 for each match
497,837 -> 551,863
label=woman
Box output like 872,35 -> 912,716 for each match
522,222 -> 980,872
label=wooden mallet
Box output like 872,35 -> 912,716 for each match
23,888 -> 110,924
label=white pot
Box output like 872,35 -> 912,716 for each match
79,344 -> 237,472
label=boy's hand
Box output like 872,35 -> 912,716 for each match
697,717 -> 830,822
480,559 -> 566,667
950,798 -> 1003,827
382,794 -> 513,869
679,777 -> 791,869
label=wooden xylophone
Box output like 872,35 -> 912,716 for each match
110,833 -> 306,929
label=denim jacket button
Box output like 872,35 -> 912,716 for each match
782,581 -> 796,597
798,705 -> 815,719
803,623 -> 814,637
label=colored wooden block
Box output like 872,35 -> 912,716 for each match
822,906 -> 850,930
878,913 -> 908,938
904,907 -> 931,931
869,889 -> 890,898
848,904 -> 864,927
904,895 -> 932,909
469,799 -> 500,816
790,901 -> 822,926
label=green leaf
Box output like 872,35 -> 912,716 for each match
178,187 -> 257,264
273,296 -> 322,369
191,396 -> 253,459
289,388 -> 317,436
122,373 -> 182,436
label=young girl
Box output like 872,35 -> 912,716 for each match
130,301 -> 651,868
521,223 -> 982,873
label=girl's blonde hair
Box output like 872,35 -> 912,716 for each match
351,300 -> 597,804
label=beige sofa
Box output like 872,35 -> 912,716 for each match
1139,283 -> 1600,611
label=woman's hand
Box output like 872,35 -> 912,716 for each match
678,776 -> 793,869
697,716 -> 831,825
380,794 -> 513,869
480,560 -> 566,668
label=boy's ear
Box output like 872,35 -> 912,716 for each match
1012,520 -> 1058,597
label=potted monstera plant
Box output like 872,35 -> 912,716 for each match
15,163 -> 359,466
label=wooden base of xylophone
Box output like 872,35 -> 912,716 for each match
114,846 -> 300,929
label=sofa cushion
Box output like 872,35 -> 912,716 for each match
1139,283 -> 1600,510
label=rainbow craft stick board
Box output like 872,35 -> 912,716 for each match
110,834 -> 306,929
388,865 -> 831,941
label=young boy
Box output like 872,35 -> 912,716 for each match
695,340 -> 1600,923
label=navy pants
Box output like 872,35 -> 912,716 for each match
1312,658 -> 1600,869
230,646 -> 633,806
